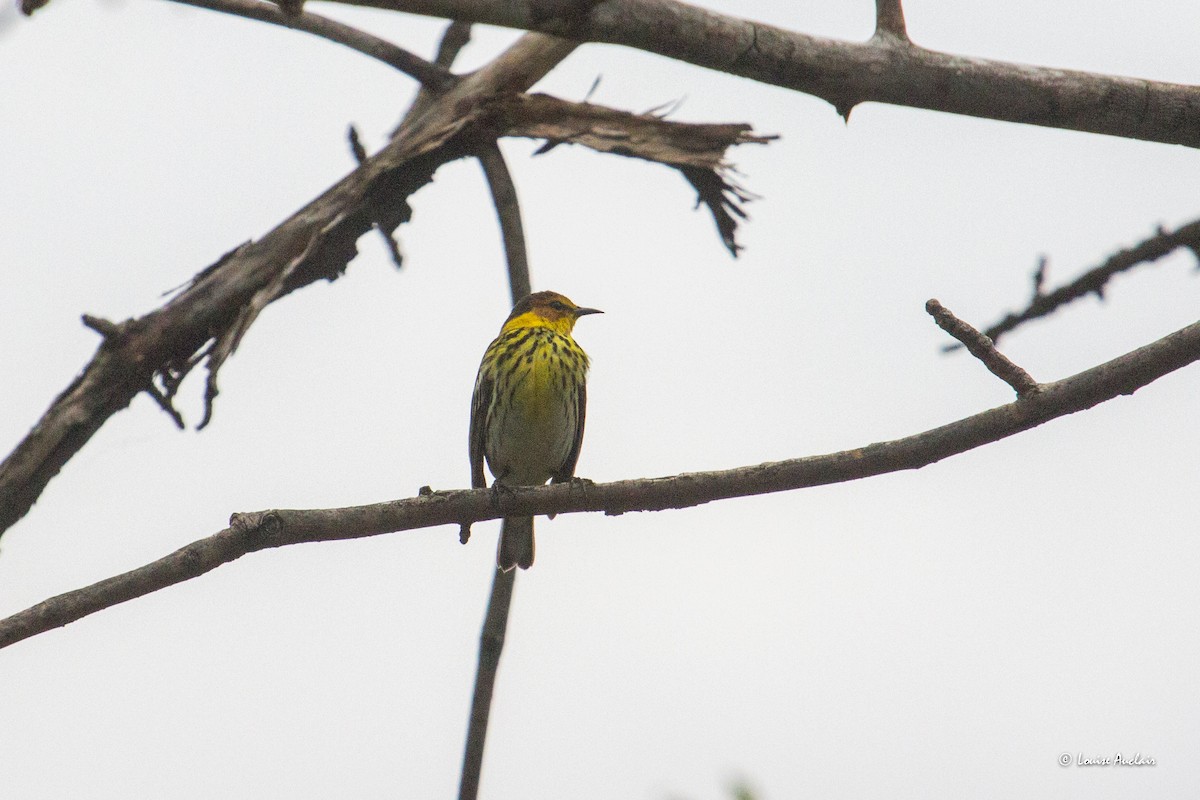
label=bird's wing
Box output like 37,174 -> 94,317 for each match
553,381 -> 586,483
468,369 -> 492,489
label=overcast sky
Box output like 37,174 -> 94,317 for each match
2,1 -> 1199,798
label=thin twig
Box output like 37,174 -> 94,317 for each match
171,0 -> 455,87
926,299 -> 1040,397
402,21 -> 473,130
348,125 -> 369,165
144,381 -> 187,430
967,219 -> 1200,347
433,19 -> 474,69
3,313 -> 1199,650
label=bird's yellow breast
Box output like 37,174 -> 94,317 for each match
480,325 -> 587,486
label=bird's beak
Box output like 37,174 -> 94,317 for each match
574,307 -> 603,317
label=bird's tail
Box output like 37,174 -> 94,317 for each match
497,516 -> 535,571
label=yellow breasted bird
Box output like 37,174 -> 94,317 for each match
469,291 -> 601,570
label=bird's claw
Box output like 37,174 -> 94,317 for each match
489,481 -> 515,509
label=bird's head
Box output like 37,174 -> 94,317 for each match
501,291 -> 603,335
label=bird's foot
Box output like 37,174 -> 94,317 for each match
489,480 -> 516,509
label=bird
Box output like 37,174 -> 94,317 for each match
469,291 -> 602,571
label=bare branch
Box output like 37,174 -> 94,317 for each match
458,568 -> 515,800
970,219 -> 1200,347
324,0 -> 1200,148
477,144 -> 532,299
926,299 -> 1040,397
20,0 -> 1200,146
172,0 -> 455,88
3,314 -> 1198,649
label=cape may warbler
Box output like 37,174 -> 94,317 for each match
469,291 -> 602,571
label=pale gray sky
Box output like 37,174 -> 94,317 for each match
2,2 -> 1198,798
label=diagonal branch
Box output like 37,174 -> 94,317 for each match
967,219 -> 1200,347
2,313 -> 1198,650
319,0 -> 1200,148
0,32 -> 581,539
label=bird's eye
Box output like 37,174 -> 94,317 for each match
550,301 -> 569,312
